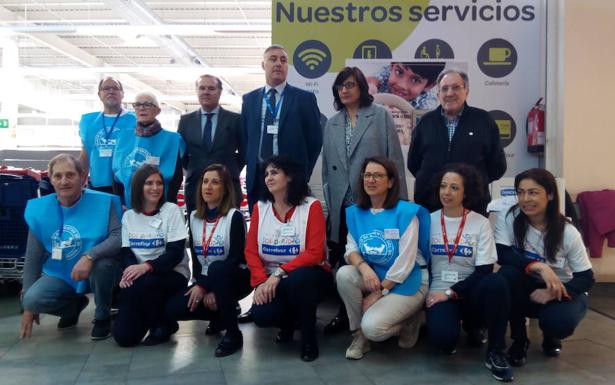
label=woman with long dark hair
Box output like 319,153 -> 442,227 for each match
495,168 -> 593,369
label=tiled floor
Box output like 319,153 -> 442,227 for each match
1,292 -> 615,385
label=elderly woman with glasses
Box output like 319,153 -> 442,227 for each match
112,91 -> 185,209
321,66 -> 407,334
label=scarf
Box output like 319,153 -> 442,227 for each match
135,119 -> 162,137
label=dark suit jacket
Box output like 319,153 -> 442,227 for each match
241,83 -> 322,203
178,106 -> 243,211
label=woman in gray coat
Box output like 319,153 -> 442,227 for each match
322,66 -> 407,333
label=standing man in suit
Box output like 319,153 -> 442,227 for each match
241,44 -> 323,209
178,75 -> 244,214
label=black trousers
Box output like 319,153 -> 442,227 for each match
163,260 -> 252,336
113,271 -> 187,347
426,273 -> 510,352
497,265 -> 588,342
252,266 -> 333,345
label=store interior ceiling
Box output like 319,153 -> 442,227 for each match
0,0 -> 272,117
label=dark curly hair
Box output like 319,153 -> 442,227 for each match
259,155 -> 310,206
431,163 -> 484,213
332,66 -> 373,111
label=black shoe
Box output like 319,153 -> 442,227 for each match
507,339 -> 530,367
215,332 -> 243,357
91,318 -> 111,340
542,335 -> 562,357
58,296 -> 89,329
485,350 -> 514,382
142,323 -> 178,346
205,319 -> 224,336
323,314 -> 349,335
301,343 -> 319,362
237,309 -> 253,324
276,328 -> 294,344
467,327 -> 487,347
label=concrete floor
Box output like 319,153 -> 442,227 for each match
1,291 -> 615,385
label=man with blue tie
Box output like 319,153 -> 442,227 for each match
241,44 -> 323,209
178,75 -> 244,214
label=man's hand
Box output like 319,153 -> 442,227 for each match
71,255 -> 94,281
20,310 -> 40,339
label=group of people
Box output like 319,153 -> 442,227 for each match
18,44 -> 593,383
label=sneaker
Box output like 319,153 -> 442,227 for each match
467,327 -> 487,347
91,318 -> 111,340
542,335 -> 562,357
485,349 -> 514,382
507,339 -> 530,367
58,295 -> 89,329
345,330 -> 371,360
398,314 -> 421,349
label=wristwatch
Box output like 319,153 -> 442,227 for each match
444,288 -> 454,299
381,288 -> 390,296
273,267 -> 287,279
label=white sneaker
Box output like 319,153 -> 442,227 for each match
345,330 -> 371,360
398,313 -> 421,349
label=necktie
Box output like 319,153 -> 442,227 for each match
261,88 -> 276,159
203,112 -> 214,150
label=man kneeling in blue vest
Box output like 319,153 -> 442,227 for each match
20,154 -> 122,340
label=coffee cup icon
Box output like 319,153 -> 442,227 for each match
486,47 -> 512,65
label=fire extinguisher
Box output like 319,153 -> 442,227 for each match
526,97 -> 545,154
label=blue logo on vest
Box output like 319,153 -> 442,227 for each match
359,231 -> 393,264
123,147 -> 152,172
52,225 -> 83,260
95,128 -> 118,147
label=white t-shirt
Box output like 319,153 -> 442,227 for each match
189,208 -> 240,276
494,209 -> 592,283
121,202 -> 190,279
429,210 -> 497,291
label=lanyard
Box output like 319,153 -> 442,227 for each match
56,200 -> 65,237
101,110 -> 122,140
263,88 -> 283,119
440,209 -> 468,263
201,216 -> 221,258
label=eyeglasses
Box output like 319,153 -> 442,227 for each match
335,81 -> 356,91
99,86 -> 122,92
132,102 -> 157,110
361,172 -> 387,181
439,85 -> 465,94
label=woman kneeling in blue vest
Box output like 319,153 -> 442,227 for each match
113,164 -> 189,347
337,156 -> 431,360
20,154 -> 122,340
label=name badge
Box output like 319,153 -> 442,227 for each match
384,228 -> 400,240
146,157 -> 160,166
267,124 -> 279,135
99,148 -> 113,157
52,247 -> 63,260
280,225 -> 295,237
149,218 -> 162,229
442,270 -> 459,283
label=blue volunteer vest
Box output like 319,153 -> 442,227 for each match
112,128 -> 185,208
346,200 -> 431,296
79,111 -> 137,187
24,190 -> 122,293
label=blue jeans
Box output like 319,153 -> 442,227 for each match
22,257 -> 120,321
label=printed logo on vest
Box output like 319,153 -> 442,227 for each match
52,225 -> 83,260
358,230 -> 393,264
430,244 -> 474,257
262,244 -> 300,256
123,147 -> 152,172
129,238 -> 165,249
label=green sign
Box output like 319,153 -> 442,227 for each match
0,119 -> 8,129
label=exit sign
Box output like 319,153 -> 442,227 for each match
0,119 -> 8,129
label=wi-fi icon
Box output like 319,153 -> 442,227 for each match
298,48 -> 328,70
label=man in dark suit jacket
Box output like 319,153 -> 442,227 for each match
178,74 -> 244,213
241,44 -> 323,209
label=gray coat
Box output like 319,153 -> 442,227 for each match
321,103 -> 407,244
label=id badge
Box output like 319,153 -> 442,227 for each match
384,228 -> 400,239
267,124 -> 279,134
99,147 -> 113,157
442,270 -> 459,283
146,157 -> 160,166
52,247 -> 63,260
149,218 -> 163,229
280,225 -> 295,237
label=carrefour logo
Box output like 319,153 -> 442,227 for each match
430,244 -> 474,258
52,225 -> 83,261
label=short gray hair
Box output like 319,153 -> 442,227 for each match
264,44 -> 287,57
48,153 -> 83,176
135,91 -> 160,107
195,74 -> 222,89
436,69 -> 469,89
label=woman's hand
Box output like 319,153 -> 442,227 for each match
253,275 -> 281,305
185,285 -> 206,312
425,291 -> 449,308
204,292 -> 217,311
529,262 -> 568,300
358,264 -> 381,292
530,288 -> 558,304
361,291 -> 383,312
119,263 -> 151,288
